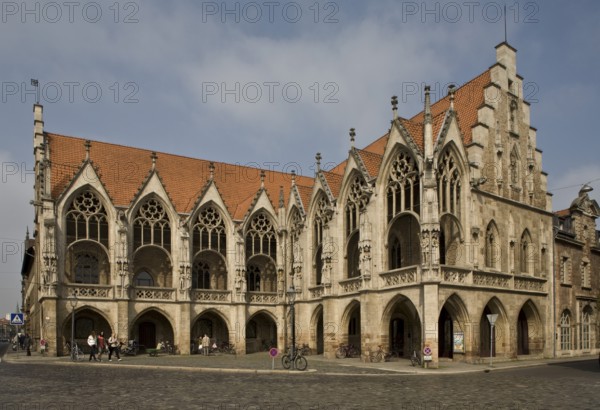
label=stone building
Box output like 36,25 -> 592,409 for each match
22,42 -> 594,366
553,187 -> 600,357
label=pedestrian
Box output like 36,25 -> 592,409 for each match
87,331 -> 98,362
202,334 -> 210,356
108,333 -> 122,362
24,334 -> 31,356
97,331 -> 106,362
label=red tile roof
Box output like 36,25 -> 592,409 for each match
47,133 -> 314,220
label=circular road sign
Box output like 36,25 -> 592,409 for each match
423,346 -> 432,355
269,347 -> 278,357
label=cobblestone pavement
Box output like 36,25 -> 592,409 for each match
1,348 -> 599,409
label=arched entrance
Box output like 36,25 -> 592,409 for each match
343,302 -> 361,349
192,311 -> 230,352
479,298 -> 508,359
517,300 -> 544,355
381,295 -> 421,358
131,310 -> 174,352
62,307 -> 111,356
438,307 -> 453,358
246,312 -> 277,353
311,305 -> 324,355
517,310 -> 529,355
438,294 -> 470,360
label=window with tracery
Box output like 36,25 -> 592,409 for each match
560,256 -> 571,284
193,206 -> 226,256
313,194 -> 332,285
245,213 -> 277,259
387,150 -> 420,221
192,260 -> 211,289
560,311 -> 571,351
246,264 -> 261,292
581,308 -> 591,350
66,190 -> 109,247
133,198 -> 171,251
437,150 -> 461,217
345,175 -> 369,237
345,175 -> 369,278
74,252 -> 99,284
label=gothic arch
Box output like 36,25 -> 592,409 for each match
517,299 -> 544,355
386,212 -> 421,269
519,229 -> 534,275
340,299 -> 361,350
310,304 -> 325,354
438,293 -> 470,359
439,214 -> 463,266
130,195 -> 174,253
65,240 -> 110,285
479,297 -> 509,358
485,220 -> 501,269
380,294 -> 421,357
131,245 -> 173,288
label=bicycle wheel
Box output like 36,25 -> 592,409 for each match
335,347 -> 345,359
295,356 -> 308,371
372,351 -> 384,363
282,354 -> 292,369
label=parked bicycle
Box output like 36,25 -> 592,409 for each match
370,345 -> 392,363
335,344 -> 360,359
218,341 -> 236,355
65,341 -> 83,361
120,340 -> 139,356
410,350 -> 421,367
281,347 -> 308,371
157,340 -> 174,355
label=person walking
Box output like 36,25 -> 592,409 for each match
108,333 -> 122,362
97,331 -> 106,362
202,334 -> 210,356
87,331 -> 98,362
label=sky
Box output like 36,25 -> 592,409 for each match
1,0 -> 600,316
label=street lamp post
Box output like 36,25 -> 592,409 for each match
69,295 -> 78,359
486,313 -> 498,367
287,286 -> 296,369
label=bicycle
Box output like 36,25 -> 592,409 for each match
218,341 -> 236,355
370,345 -> 392,363
410,350 -> 421,367
335,344 -> 360,359
65,341 -> 83,361
281,347 -> 308,371
299,343 -> 312,356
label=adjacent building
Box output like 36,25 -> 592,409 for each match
20,43 -> 598,365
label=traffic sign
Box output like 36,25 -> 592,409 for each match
423,346 -> 432,355
10,313 -> 24,325
269,347 -> 278,358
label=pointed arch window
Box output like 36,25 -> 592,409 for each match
485,222 -> 500,269
66,190 -> 109,247
520,230 -> 533,275
313,194 -> 332,285
192,205 -> 227,256
580,307 -> 591,350
74,252 -> 99,284
437,150 -> 461,217
560,311 -> 571,351
345,175 -> 369,278
345,175 -> 369,237
386,150 -> 420,221
245,213 -> 277,260
192,260 -> 211,289
133,198 -> 171,252
134,271 -> 154,287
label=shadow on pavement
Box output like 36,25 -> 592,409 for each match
547,358 -> 600,373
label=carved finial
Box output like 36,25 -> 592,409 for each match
260,169 -> 265,188
391,95 -> 398,119
316,152 -> 322,172
84,140 -> 91,161
349,128 -> 356,148
448,84 -> 456,110
25,226 -> 30,241
209,162 -> 215,181
424,85 -> 431,124
279,185 -> 285,208
151,152 -> 157,170
291,170 -> 296,186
